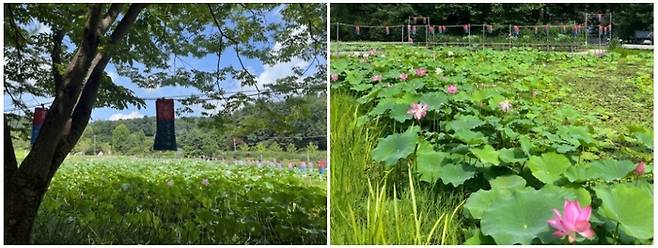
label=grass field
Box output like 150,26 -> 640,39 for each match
30,156 -> 326,245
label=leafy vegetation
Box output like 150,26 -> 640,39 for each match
330,45 -> 652,244
31,156 -> 326,245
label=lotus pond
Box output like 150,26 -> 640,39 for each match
31,156 -> 327,245
330,45 -> 653,245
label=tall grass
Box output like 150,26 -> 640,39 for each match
330,92 -> 466,244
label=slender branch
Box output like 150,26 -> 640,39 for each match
207,4 -> 259,92
6,4 -> 27,59
4,88 -> 30,116
298,3 -> 322,52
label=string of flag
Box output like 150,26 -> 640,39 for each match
334,22 -> 608,36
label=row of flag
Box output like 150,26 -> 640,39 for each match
353,23 -> 610,36
31,99 -> 178,151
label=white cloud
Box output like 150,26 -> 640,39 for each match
108,111 -> 144,121
250,58 -> 308,92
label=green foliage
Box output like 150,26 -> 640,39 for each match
111,124 -> 131,154
594,183 -> 654,240
32,156 -> 327,244
330,92 -> 466,245
371,126 -> 419,166
332,45 -> 653,244
527,152 -> 571,184
285,143 -> 297,153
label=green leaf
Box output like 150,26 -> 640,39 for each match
416,150 -> 448,183
464,228 -> 496,245
498,148 -> 527,164
470,145 -> 500,166
454,129 -> 487,145
464,189 -> 508,219
447,115 -> 485,131
518,135 -> 533,156
438,163 -> 477,187
633,131 -> 653,150
489,175 -> 526,189
480,188 -> 564,244
372,126 -> 419,166
594,183 -> 654,240
527,152 -> 571,184
564,160 -> 635,183
419,92 -> 448,111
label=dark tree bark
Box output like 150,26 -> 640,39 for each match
3,4 -> 147,244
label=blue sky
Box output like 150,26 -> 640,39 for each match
4,5 -> 315,121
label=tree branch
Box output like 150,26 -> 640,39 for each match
52,4 -> 148,168
51,28 -> 65,93
98,4 -> 124,33
207,4 -> 259,93
6,4 -> 27,60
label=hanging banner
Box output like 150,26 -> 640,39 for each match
318,160 -> 327,174
154,99 -> 177,151
355,25 -> 360,35
385,26 -> 390,35
31,107 -> 47,144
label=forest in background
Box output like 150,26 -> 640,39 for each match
331,3 -> 653,41
12,94 -> 326,159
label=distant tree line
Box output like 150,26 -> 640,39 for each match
12,95 -> 326,158
331,3 -> 653,41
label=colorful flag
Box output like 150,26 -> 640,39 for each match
154,99 -> 177,150
31,107 -> 47,144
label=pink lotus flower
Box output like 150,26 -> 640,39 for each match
447,84 -> 458,94
331,73 -> 339,81
371,74 -> 382,82
415,68 -> 427,77
201,178 -> 209,186
407,102 -> 429,121
548,200 -> 595,244
634,161 -> 646,176
499,100 -> 512,112
399,73 -> 408,81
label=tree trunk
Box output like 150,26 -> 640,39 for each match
3,4 -> 147,244
4,172 -> 49,244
